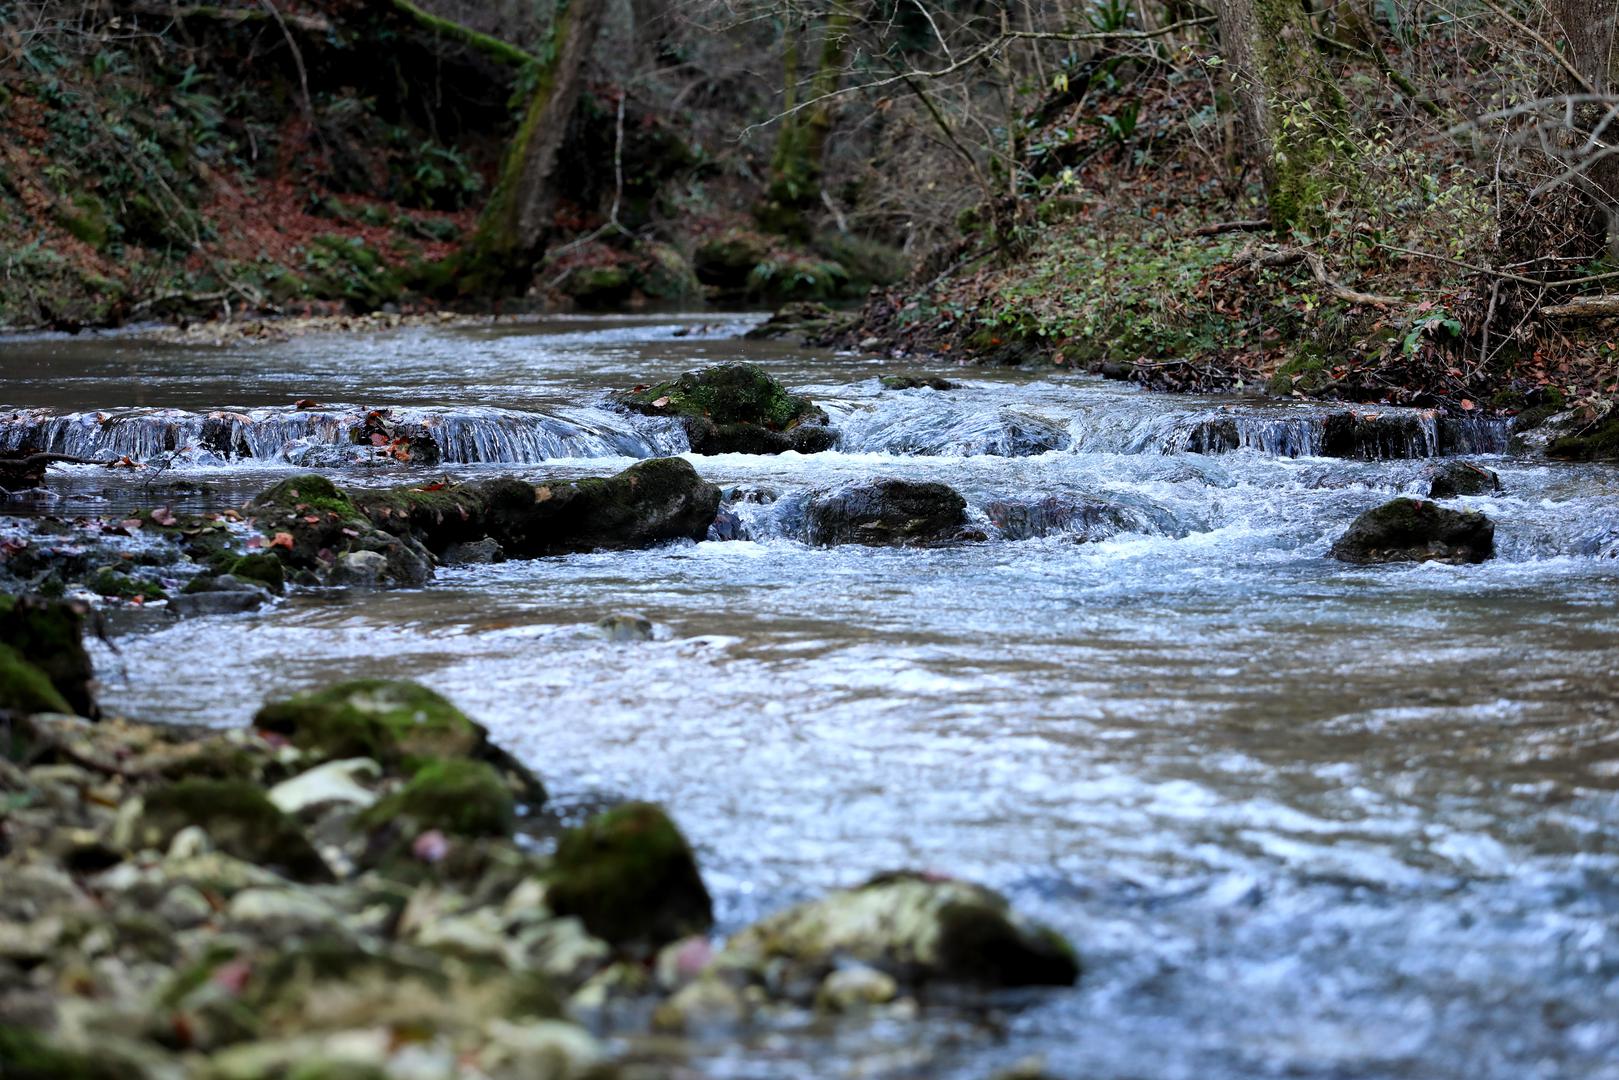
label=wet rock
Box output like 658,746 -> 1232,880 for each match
615,364 -> 833,455
720,871 -> 1080,991
171,574 -> 273,617
816,964 -> 899,1012
985,497 -> 1136,541
1427,461 -> 1502,498
86,566 -> 167,602
651,975 -> 751,1032
247,474 -> 434,588
128,778 -> 332,882
743,301 -> 851,343
596,613 -> 654,643
359,759 -> 515,838
224,553 -> 286,594
1321,410 -> 1433,460
805,480 -> 971,546
1546,411 -> 1619,462
0,643 -> 73,716
706,507 -> 748,542
327,550 -> 391,587
879,374 -> 959,391
1329,498 -> 1495,565
441,537 -> 506,565
350,409 -> 442,466
0,593 -> 97,717
355,458 -> 721,557
545,802 -> 713,949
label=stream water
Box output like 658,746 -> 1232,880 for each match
4,314 -> 1619,1079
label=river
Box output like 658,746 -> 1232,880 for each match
4,313 -> 1619,1079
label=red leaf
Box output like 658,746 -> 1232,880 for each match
151,507 -> 178,527
414,482 -> 447,492
1460,399 -> 1476,411
293,399 -> 322,410
270,532 -> 295,549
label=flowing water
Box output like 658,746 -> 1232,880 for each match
5,314 -> 1619,1079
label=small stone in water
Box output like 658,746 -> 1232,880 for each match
597,613 -> 654,642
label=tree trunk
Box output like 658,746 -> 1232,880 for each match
758,11 -> 850,238
1214,0 -> 1346,228
465,0 -> 608,284
1549,0 -> 1619,247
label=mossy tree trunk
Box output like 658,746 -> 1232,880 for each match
758,9 -> 852,238
464,0 -> 608,288
1214,0 -> 1347,230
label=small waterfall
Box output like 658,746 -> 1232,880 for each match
833,400 -> 1072,457
1165,408 -> 1510,460
0,404 -> 687,466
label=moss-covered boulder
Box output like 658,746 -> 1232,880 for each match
0,593 -> 96,717
693,229 -> 772,291
1546,412 -> 1619,462
131,779 -> 331,881
0,642 -> 73,716
253,679 -> 484,764
0,1024 -> 133,1080
805,480 -> 971,546
1329,498 -> 1495,564
743,302 -> 851,344
359,759 -> 514,838
356,458 -> 721,557
1427,461 -> 1502,499
246,475 -> 432,587
615,364 -> 834,455
720,872 -> 1079,991
545,803 -> 713,949
227,553 -> 287,595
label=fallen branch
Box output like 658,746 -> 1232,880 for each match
1538,295 -> 1619,318
1190,218 -> 1271,236
386,0 -> 537,67
1253,249 -> 1401,307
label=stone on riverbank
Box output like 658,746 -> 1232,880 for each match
1329,498 -> 1495,564
720,871 -> 1080,992
615,363 -> 835,454
546,802 -> 713,949
0,593 -> 97,717
1546,412 -> 1619,462
805,479 -> 971,546
128,778 -> 332,882
359,758 -> 515,838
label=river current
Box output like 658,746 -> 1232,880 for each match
4,313 -> 1619,1079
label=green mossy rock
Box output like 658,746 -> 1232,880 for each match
805,479 -> 970,546
0,642 -> 73,716
227,554 -> 287,595
86,568 -> 166,602
693,229 -> 772,291
721,871 -> 1080,990
253,679 -> 483,764
615,364 -> 832,455
0,1024 -> 131,1080
246,476 -> 433,587
1329,497 -> 1495,565
359,759 -> 514,837
0,594 -> 97,717
1546,413 -> 1619,462
546,802 -> 713,948
133,779 -> 331,882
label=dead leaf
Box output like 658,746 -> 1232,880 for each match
293,399 -> 322,410
270,532 -> 295,550
151,507 -> 178,527
1460,399 -> 1476,411
651,396 -> 671,408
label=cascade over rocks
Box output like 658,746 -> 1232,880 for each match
1329,498 -> 1495,564
805,479 -> 972,546
615,364 -> 835,454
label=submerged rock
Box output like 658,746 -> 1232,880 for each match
0,593 -> 97,718
546,802 -> 713,949
720,871 -> 1079,991
805,480 -> 971,546
985,496 -> 1136,541
1426,461 -> 1502,499
879,374 -> 959,391
1329,498 -> 1495,564
596,613 -> 655,642
615,363 -> 834,454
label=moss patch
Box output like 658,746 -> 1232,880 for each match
0,642 -> 74,716
134,779 -> 330,881
546,802 -> 712,948
1547,414 -> 1619,462
253,679 -> 483,765
360,759 -> 514,837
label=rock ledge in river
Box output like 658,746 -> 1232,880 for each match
1329,497 -> 1495,564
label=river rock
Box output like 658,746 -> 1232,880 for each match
170,574 -> 274,617
1545,411 -> 1619,461
805,480 -> 971,546
0,593 -> 97,718
744,301 -> 850,343
247,474 -> 433,588
545,802 -> 713,949
267,757 -> 381,818
1426,461 -> 1502,498
615,363 -> 835,454
1329,498 -> 1495,564
127,778 -> 332,882
719,871 -> 1080,992
985,496 -> 1136,541
596,613 -> 654,642
353,458 -> 721,557
442,536 -> 506,564
358,759 -> 516,838
880,374 -> 958,391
